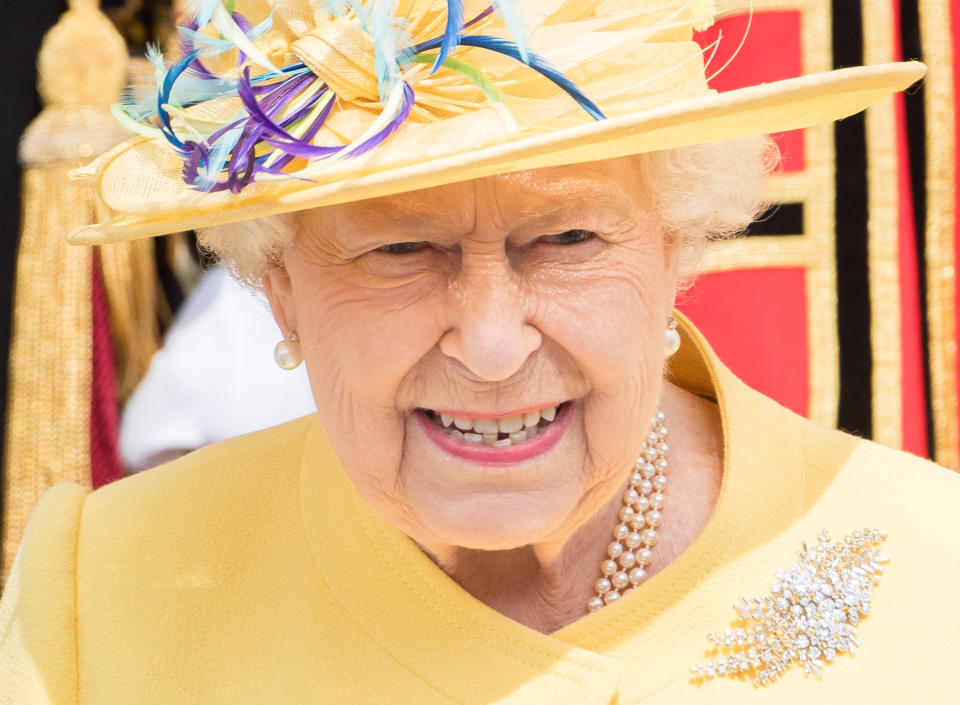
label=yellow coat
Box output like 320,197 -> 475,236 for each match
2,321 -> 959,704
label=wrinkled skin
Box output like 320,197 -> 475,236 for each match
263,157 -> 723,632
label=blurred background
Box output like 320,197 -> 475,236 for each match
0,0 -> 957,583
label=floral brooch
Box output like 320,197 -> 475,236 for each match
692,528 -> 888,687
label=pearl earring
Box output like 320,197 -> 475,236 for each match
664,317 -> 681,357
274,331 -> 303,370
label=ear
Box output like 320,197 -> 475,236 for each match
261,265 -> 297,336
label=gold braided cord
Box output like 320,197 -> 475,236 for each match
2,166 -> 95,582
1,1 -> 161,582
918,0 -> 959,469
863,0 -> 904,450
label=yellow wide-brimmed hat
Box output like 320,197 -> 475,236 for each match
69,0 -> 925,245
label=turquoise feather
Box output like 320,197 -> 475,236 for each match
185,0 -> 220,26
492,0 -> 529,63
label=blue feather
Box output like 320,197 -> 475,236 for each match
158,50 -> 203,151
492,0 -> 529,63
186,0 -> 220,27
431,0 -> 465,74
414,35 -> 605,120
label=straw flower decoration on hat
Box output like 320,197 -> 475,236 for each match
69,0 -> 925,245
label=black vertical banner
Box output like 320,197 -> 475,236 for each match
833,0 -> 873,438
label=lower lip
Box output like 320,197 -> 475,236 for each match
415,403 -> 574,466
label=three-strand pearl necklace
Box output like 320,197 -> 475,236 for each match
586,411 -> 668,613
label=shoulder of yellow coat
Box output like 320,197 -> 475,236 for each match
0,482 -> 86,705
81,414 -> 317,545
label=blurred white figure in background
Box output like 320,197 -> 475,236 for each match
120,265 -> 316,471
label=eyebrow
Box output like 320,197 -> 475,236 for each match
325,176 -> 639,251
499,179 -> 639,230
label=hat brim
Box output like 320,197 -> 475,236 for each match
70,61 -> 925,245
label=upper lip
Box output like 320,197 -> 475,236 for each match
423,401 -> 566,419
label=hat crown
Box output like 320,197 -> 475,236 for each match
292,15 -> 379,102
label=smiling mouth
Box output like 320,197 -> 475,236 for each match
421,402 -> 569,447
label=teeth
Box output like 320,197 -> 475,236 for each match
428,403 -> 563,446
498,415 -> 524,433
473,418 -> 499,434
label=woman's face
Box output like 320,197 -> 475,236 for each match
263,157 -> 682,555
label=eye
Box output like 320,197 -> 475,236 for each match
539,229 -> 595,246
375,241 -> 429,255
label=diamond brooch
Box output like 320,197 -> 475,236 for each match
692,528 -> 889,687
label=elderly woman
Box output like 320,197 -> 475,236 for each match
1,0 -> 957,702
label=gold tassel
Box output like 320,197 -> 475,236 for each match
2,0 -> 159,583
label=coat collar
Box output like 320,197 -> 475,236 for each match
299,314 -> 807,704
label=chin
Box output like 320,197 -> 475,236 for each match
406,484 -> 581,551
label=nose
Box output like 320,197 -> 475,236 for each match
438,252 -> 542,381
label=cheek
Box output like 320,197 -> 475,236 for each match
289,264 -> 447,502
532,251 -> 670,472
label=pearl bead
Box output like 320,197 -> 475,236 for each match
273,336 -> 303,370
611,571 -> 629,590
622,587 -> 635,596
587,410 -> 667,615
664,326 -> 681,356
